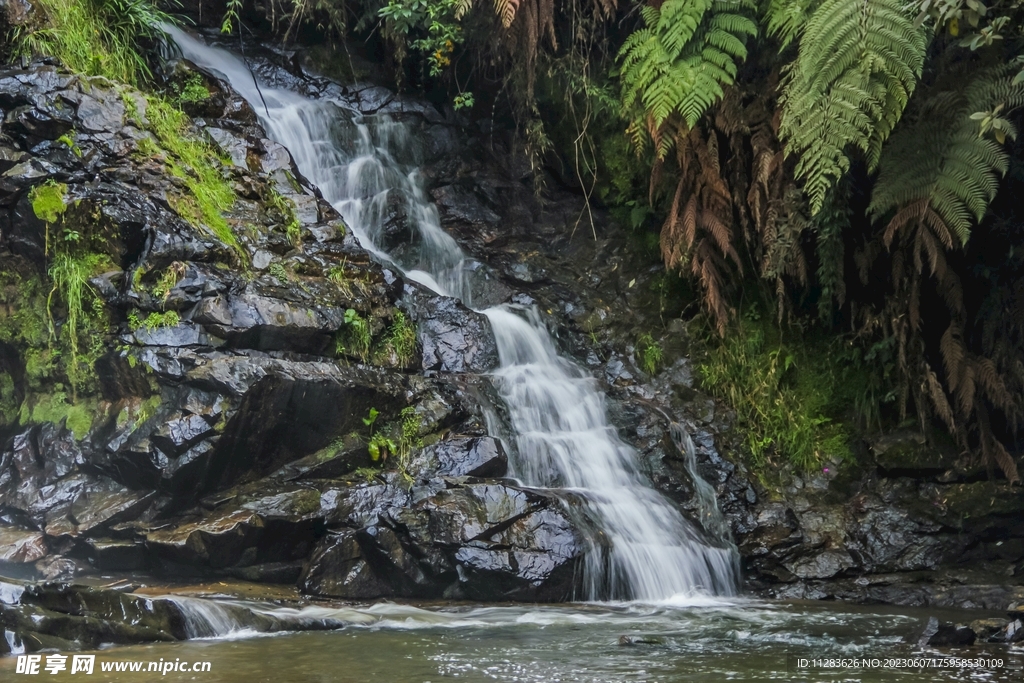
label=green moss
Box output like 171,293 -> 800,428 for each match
29,180 -> 68,224
268,262 -> 289,284
19,392 -> 95,439
134,96 -> 239,253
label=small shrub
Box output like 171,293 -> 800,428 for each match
336,308 -> 372,361
636,332 -> 663,375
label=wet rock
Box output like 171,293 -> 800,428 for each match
970,618 -> 1010,641
917,617 -> 976,647
299,529 -> 394,598
303,481 -> 584,601
618,635 -> 665,646
146,509 -> 265,568
402,285 -> 498,374
86,539 -> 149,571
407,436 -> 507,480
0,525 -> 48,563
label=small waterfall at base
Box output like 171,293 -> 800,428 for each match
167,26 -> 739,601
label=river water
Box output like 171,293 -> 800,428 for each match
13,27 -> 1011,682
1,595 -> 1021,681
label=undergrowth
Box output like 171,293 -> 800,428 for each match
13,0 -> 174,85
695,309 -> 853,481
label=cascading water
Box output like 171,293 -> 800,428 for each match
167,26 -> 739,601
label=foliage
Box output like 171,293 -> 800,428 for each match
170,72 -> 211,107
128,309 -> 181,332
778,0 -> 928,213
636,332 -> 663,374
266,187 -> 302,244
13,0 -> 175,85
374,311 -> 417,366
336,308 -> 372,361
696,313 -> 852,476
135,96 -> 239,253
620,0 -> 757,156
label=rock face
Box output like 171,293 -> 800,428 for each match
0,56 -> 575,616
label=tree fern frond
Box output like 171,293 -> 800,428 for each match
764,0 -> 820,49
780,0 -> 927,213
870,67 -> 1024,248
619,0 -> 757,149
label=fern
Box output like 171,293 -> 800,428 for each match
620,0 -> 757,149
869,67 -> 1024,247
779,0 -> 928,213
763,0 -> 820,49
494,0 -> 520,27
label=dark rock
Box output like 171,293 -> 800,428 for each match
917,617 -> 977,647
618,635 -> 665,646
407,436 -> 507,480
0,525 -> 48,563
299,529 -> 393,598
402,285 -> 498,374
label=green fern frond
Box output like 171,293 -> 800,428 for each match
780,0 -> 928,213
620,0 -> 757,152
869,67 -> 1023,248
764,0 -> 821,49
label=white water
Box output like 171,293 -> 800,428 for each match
166,26 -> 739,601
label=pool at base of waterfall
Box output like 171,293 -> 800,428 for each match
2,598 -> 1021,682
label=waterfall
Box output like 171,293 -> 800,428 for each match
166,26 -> 739,601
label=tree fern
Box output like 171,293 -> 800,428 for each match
779,0 -> 927,213
763,0 -> 820,49
620,0 -> 757,151
869,67 -> 1024,247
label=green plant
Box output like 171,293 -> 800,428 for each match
336,308 -> 372,361
619,0 -> 758,154
375,311 -> 417,366
636,333 -> 663,375
696,313 -> 852,478
172,72 -> 210,107
136,96 -> 238,252
268,262 -> 289,283
396,405 -> 423,467
128,309 -> 181,332
15,0 -> 175,85
152,262 -> 186,301
779,0 -> 929,213
56,132 -> 83,157
362,407 -> 380,431
266,187 -> 301,244
368,432 -> 398,462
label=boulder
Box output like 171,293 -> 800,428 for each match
407,436 -> 507,480
402,285 -> 498,374
916,617 -> 977,647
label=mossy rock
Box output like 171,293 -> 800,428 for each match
871,429 -> 958,473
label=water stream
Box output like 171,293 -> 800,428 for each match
166,26 -> 738,602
